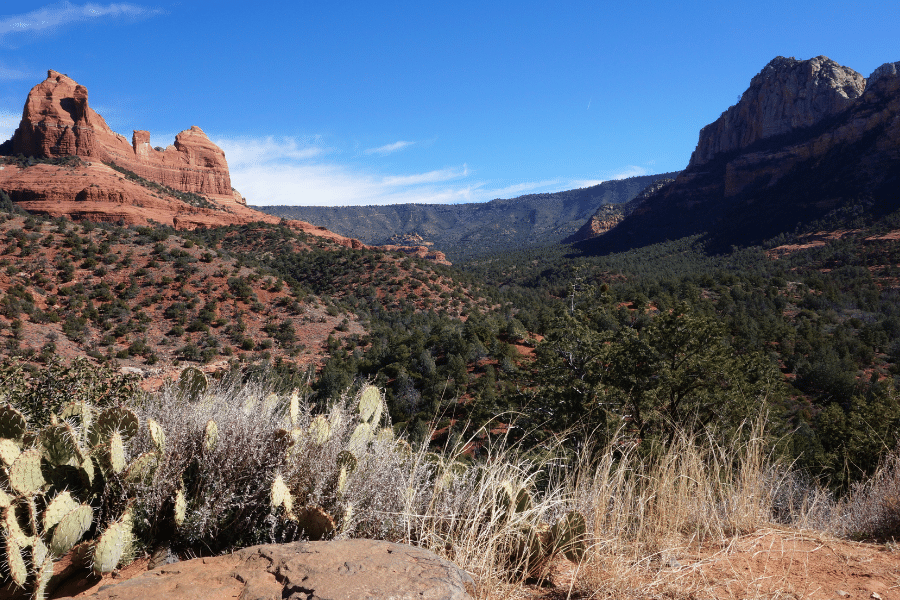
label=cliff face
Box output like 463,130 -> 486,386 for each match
689,56 -> 866,168
10,70 -> 239,204
581,57 -> 900,254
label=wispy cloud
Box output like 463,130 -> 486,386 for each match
607,165 -> 648,180
216,136 -> 327,168
0,2 -> 163,42
381,166 -> 467,186
364,140 -> 414,156
214,135 -> 574,207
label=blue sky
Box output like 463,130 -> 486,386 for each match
0,1 -> 897,206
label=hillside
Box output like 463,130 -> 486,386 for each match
254,172 -> 677,261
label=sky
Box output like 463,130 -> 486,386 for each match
0,1 -> 897,207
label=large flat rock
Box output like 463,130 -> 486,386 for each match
58,539 -> 475,600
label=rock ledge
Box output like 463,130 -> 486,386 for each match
58,539 -> 475,600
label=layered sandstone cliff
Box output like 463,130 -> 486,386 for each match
10,70 -> 240,204
689,56 -> 866,168
581,56 -> 900,253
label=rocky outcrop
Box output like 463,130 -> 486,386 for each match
10,70 -> 238,204
581,56 -> 900,254
689,56 -> 866,168
55,540 -> 475,600
380,244 -> 451,265
566,178 -> 675,243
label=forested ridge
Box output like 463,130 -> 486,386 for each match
253,172 -> 677,261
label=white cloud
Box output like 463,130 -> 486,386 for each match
215,135 -> 586,207
364,140 -> 414,156
607,165 -> 648,180
0,110 -> 19,143
0,2 -> 162,42
381,165 -> 467,186
489,179 -> 562,197
216,136 -> 327,168
232,162 -> 481,206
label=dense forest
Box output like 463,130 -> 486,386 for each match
223,200 -> 900,492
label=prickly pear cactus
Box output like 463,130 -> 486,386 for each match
178,367 -> 208,402
549,510 -> 587,562
308,416 -> 331,445
347,423 -> 373,454
294,506 -> 336,541
89,406 -> 139,447
0,404 -> 27,442
203,420 -> 218,452
9,448 -> 46,495
92,509 -> 134,575
358,385 -> 382,425
147,418 -> 166,453
49,504 -> 93,557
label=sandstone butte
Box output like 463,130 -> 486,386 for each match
0,70 -> 366,248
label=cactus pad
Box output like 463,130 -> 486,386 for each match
0,488 -> 12,509
0,437 -> 21,466
550,510 -> 587,562
42,491 -> 79,532
92,510 -> 134,574
50,504 -> 93,557
108,431 -> 126,474
337,467 -> 350,495
308,416 -> 330,445
60,401 -> 93,434
124,452 -> 160,484
147,418 -> 166,453
33,555 -> 55,600
5,535 -> 27,588
295,506 -> 335,541
174,487 -> 187,527
203,420 -> 218,452
376,427 -> 394,443
347,423 -> 373,454
289,391 -> 300,428
9,448 -> 45,495
336,450 -> 358,474
5,503 -> 32,547
0,404 -> 26,442
40,423 -> 82,467
89,407 -> 139,446
271,474 -> 293,513
179,367 -> 208,401
358,385 -> 382,424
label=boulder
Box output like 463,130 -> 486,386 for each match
56,540 -> 475,600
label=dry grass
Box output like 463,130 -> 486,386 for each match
125,380 -> 898,599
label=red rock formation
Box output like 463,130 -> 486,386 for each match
10,70 -> 238,204
380,244 -> 451,265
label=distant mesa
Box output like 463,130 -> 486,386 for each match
9,70 -> 241,205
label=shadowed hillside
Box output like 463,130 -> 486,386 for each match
254,173 -> 677,261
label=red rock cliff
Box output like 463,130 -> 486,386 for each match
10,70 -> 239,204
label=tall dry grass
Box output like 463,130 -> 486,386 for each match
126,379 -> 844,598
